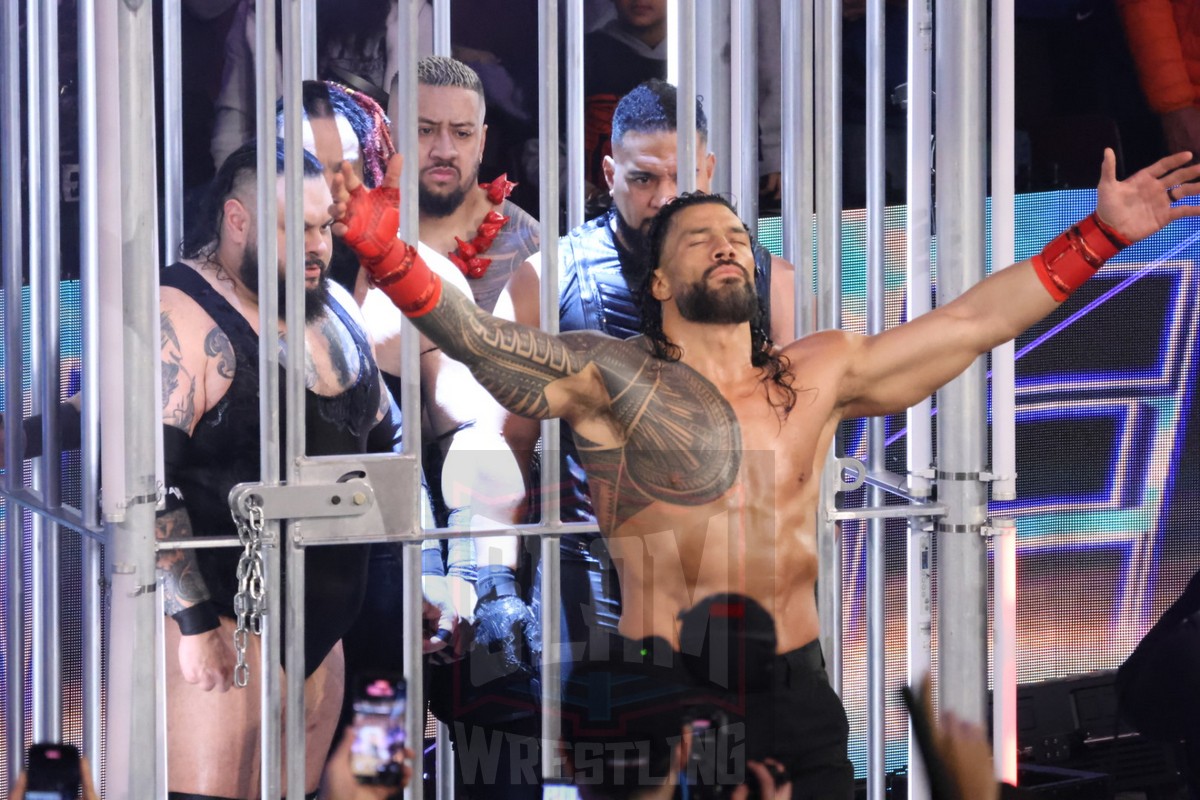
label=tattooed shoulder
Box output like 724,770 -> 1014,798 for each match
160,310 -> 198,431
204,327 -> 236,380
573,342 -> 743,527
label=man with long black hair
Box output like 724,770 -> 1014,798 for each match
506,79 -> 795,702
334,146 -> 1200,796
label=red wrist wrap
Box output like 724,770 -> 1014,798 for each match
340,182 -> 442,316
368,242 -> 442,317
1032,212 -> 1132,302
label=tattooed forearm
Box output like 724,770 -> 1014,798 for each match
161,312 -> 198,430
156,507 -> 211,616
412,285 -> 590,419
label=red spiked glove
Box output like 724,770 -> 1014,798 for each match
341,183 -> 441,317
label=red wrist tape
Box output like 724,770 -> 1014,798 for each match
1032,212 -> 1132,302
368,242 -> 442,317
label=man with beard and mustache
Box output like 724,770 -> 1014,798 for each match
335,148 -> 1200,795
158,139 -> 407,799
294,65 -> 545,796
505,79 -> 795,689
407,55 -> 541,660
405,54 -> 545,799
281,80 -> 477,725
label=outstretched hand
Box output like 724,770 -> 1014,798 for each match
1096,148 -> 1200,243
330,153 -> 405,249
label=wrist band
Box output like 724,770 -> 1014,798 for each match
447,563 -> 478,582
422,546 -> 446,577
475,564 -> 519,600
1032,211 -> 1132,302
172,600 -> 221,636
340,181 -> 442,316
20,402 -> 83,460
368,242 -> 443,317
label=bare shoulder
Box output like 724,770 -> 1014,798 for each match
160,283 -> 221,357
548,331 -> 653,414
160,279 -> 229,432
769,253 -> 795,276
781,328 -> 859,358
497,256 -> 542,326
780,329 -> 867,385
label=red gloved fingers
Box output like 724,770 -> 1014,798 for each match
341,184 -> 401,261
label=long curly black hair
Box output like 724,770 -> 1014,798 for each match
638,192 -> 797,416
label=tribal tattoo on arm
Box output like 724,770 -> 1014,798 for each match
156,507 -> 211,616
410,282 -> 601,420
410,282 -> 747,529
203,327 -> 236,380
160,308 -> 214,615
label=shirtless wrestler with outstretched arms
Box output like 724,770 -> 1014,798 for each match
332,148 -> 1200,795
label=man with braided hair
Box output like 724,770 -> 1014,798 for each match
280,80 -> 479,737
334,147 -> 1200,793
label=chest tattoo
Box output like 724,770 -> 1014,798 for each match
575,341 -> 742,529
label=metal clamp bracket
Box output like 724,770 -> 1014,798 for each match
229,480 -> 374,521
981,517 -> 1018,539
834,457 -> 866,493
228,452 -> 421,547
934,468 -> 1018,483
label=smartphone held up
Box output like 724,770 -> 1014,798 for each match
350,673 -> 408,787
25,743 -> 82,800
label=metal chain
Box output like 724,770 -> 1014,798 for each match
231,497 -> 266,688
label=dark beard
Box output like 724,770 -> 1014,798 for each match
612,206 -> 650,266
418,163 -> 478,218
675,265 -> 760,325
239,244 -> 329,323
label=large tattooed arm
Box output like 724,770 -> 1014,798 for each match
159,289 -> 236,691
410,282 -> 607,424
332,156 -> 615,431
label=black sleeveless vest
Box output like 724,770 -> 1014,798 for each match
161,264 -> 382,676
